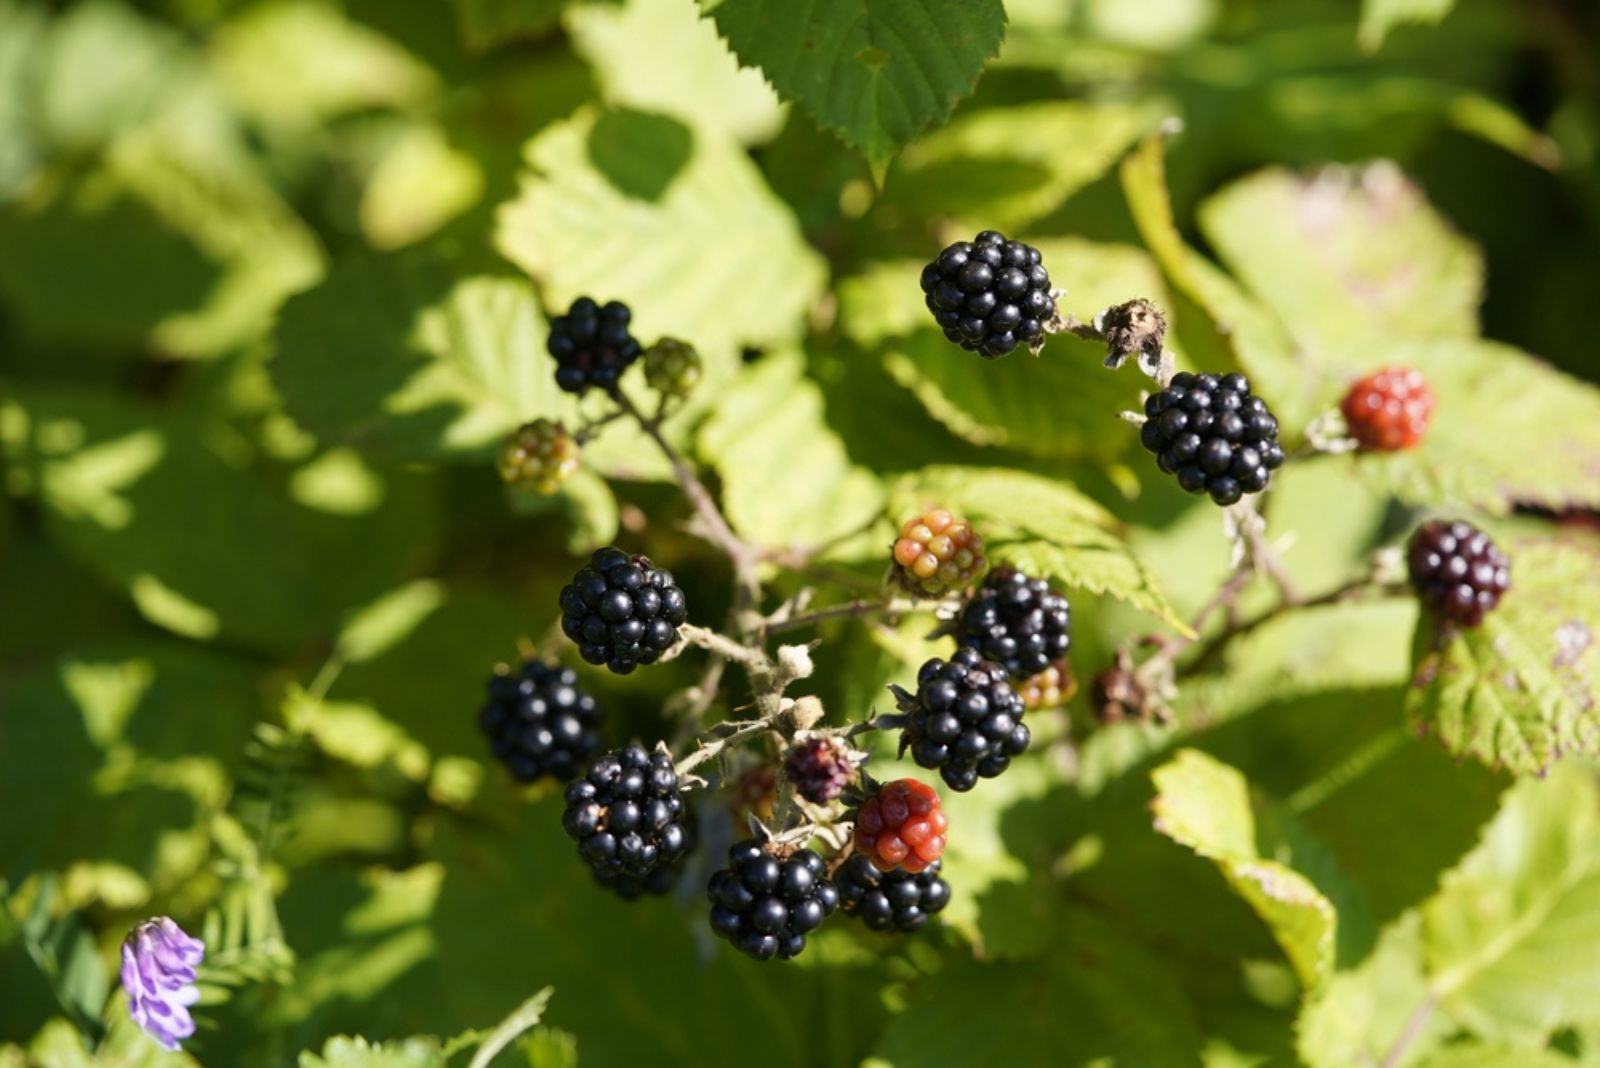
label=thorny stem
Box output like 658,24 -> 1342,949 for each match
674,718 -> 781,778
678,623 -> 766,665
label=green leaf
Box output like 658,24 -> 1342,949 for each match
1423,763 -> 1600,1043
497,106 -> 825,354
1197,164 -> 1483,363
1297,913 -> 1446,1068
1359,0 -> 1456,52
1406,536 -> 1600,775
703,0 -> 1007,176
881,99 -> 1165,232
1417,1045 -> 1580,1068
1340,341 -> 1600,514
567,0 -> 784,144
274,253 -> 573,461
450,0 -> 564,53
298,1035 -> 444,1068
461,987 -> 553,1068
697,352 -> 884,550
888,465 -> 1187,631
1152,749 -> 1338,989
841,238 -> 1180,462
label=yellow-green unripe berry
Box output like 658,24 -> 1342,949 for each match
499,418 -> 580,494
643,338 -> 703,398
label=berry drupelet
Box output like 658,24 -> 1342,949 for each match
547,296 -> 642,394
784,737 -> 855,804
891,508 -> 987,598
1139,371 -> 1285,506
896,649 -> 1030,791
955,567 -> 1071,680
707,842 -> 839,961
1407,519 -> 1511,627
1341,366 -> 1435,452
559,547 -> 688,674
835,854 -> 951,933
921,230 -> 1056,359
563,744 -> 691,895
479,660 -> 602,783
853,778 -> 947,872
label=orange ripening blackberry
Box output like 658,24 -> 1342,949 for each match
1341,367 -> 1435,452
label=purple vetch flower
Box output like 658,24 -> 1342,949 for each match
120,917 -> 205,1051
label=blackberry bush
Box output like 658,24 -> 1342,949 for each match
643,337 -> 702,398
853,778 -> 947,872
547,296 -> 642,394
1139,371 -> 1285,506
562,744 -> 691,894
895,648 -> 1030,791
1407,519 -> 1511,627
707,841 -> 839,961
835,854 -> 951,933
1342,366 -> 1436,452
891,508 -> 987,598
497,418 -> 580,494
559,547 -> 688,674
784,737 -> 854,804
955,567 -> 1071,680
920,230 -> 1056,359
479,660 -> 602,783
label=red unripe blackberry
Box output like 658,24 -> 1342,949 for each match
558,547 -> 688,674
835,854 -> 951,933
921,230 -> 1056,359
891,509 -> 987,598
547,296 -> 642,394
784,737 -> 854,804
707,841 -> 839,961
1341,367 -> 1435,452
1407,519 -> 1511,627
498,418 -> 580,494
853,779 -> 947,873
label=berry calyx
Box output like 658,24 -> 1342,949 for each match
1341,367 -> 1435,452
559,547 -> 688,674
853,778 -> 947,872
1139,371 -> 1285,506
783,737 -> 855,805
1100,298 -> 1167,367
562,744 -> 691,896
643,337 -> 702,398
955,567 -> 1071,680
921,230 -> 1056,359
707,841 -> 839,961
895,648 -> 1030,791
1018,660 -> 1074,711
479,660 -> 602,783
835,854 -> 951,933
497,418 -> 580,494
1090,662 -> 1149,725
1407,519 -> 1511,628
891,509 -> 987,598
547,296 -> 642,394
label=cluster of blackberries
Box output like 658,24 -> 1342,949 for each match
547,297 -> 642,394
562,745 -> 691,896
955,567 -> 1071,680
1407,520 -> 1511,628
479,660 -> 601,783
896,649 -> 1030,791
921,231 -> 1055,359
1139,372 -> 1285,506
559,547 -> 688,674
707,841 -> 839,961
835,854 -> 951,933
784,737 -> 854,804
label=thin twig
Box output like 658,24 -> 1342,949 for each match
763,597 -> 934,637
675,718 -> 782,777
678,623 -> 766,665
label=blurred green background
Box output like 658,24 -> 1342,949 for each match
3,0 -> 1600,1065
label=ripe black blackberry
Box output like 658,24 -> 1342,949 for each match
1139,372 -> 1285,506
547,296 -> 642,394
955,567 -> 1071,680
562,744 -> 691,893
559,547 -> 688,674
893,648 -> 1030,792
707,841 -> 839,961
835,854 -> 951,933
920,230 -> 1056,359
783,737 -> 854,804
1407,519 -> 1511,628
479,660 -> 601,783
